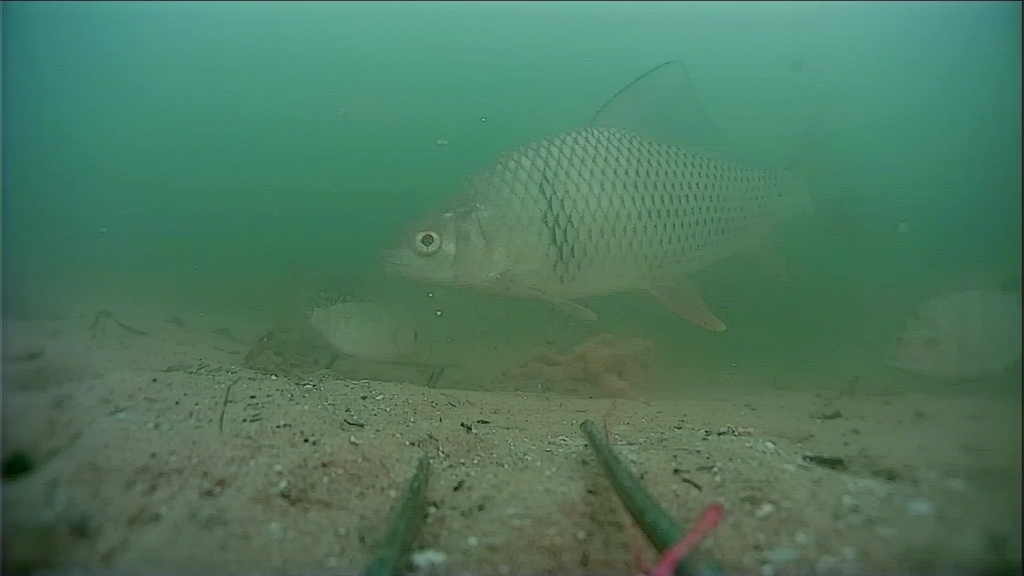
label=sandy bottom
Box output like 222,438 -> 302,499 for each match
2,299 -> 1021,575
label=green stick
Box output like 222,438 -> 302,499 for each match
580,420 -> 723,576
362,455 -> 431,576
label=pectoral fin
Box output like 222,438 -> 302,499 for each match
649,275 -> 726,332
545,298 -> 599,321
508,281 -> 600,322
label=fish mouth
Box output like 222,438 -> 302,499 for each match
380,262 -> 407,279
378,252 -> 436,283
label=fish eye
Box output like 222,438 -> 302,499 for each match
414,231 -> 441,255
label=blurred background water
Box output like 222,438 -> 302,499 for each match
3,1 -> 1020,388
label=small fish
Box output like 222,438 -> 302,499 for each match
382,61 -> 814,331
307,300 -> 420,362
884,288 -> 1022,380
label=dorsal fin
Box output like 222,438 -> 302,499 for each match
589,60 -> 730,160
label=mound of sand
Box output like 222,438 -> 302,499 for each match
513,333 -> 655,398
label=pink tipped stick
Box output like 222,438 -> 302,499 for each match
648,503 -> 725,576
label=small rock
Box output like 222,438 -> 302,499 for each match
795,531 -> 811,545
874,525 -> 896,538
945,477 -> 969,492
763,546 -> 799,564
841,513 -> 866,527
755,503 -> 776,519
906,499 -> 934,516
411,549 -> 447,569
815,555 -> 839,574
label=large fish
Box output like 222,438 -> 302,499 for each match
381,61 -> 814,331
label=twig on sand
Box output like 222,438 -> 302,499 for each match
218,382 -> 235,434
89,310 -> 149,336
362,456 -> 431,576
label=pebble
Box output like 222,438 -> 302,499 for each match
906,499 -> 934,516
874,525 -> 897,538
945,477 -> 969,492
466,536 -> 479,547
755,503 -> 776,519
763,546 -> 799,564
411,549 -> 447,569
815,555 -> 839,574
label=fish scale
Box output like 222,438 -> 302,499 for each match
472,126 -> 795,289
382,64 -> 813,331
